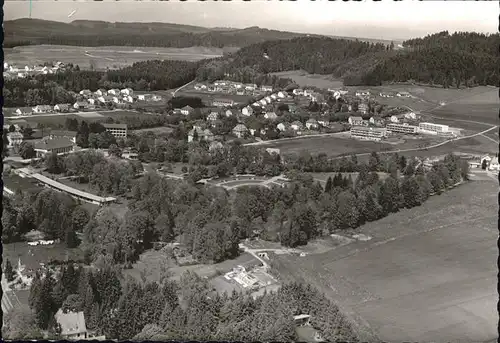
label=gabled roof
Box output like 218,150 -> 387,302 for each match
233,124 -> 248,132
34,137 -> 74,151
181,105 -> 194,111
55,309 -> 87,336
55,103 -> 70,109
16,107 -> 33,113
34,105 -> 52,110
291,121 -> 304,127
7,132 -> 24,139
50,130 -> 77,137
349,116 -> 363,121
306,118 -> 318,124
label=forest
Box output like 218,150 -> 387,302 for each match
195,33 -> 500,87
4,19 -> 309,48
3,263 -> 358,342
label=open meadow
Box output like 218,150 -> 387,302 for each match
270,179 -> 498,342
270,70 -> 344,89
5,45 -> 234,70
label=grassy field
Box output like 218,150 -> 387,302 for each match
3,242 -> 84,272
124,249 -> 258,284
3,174 -> 43,193
265,135 -> 396,157
270,179 -> 497,342
270,70 -> 344,89
131,127 -> 174,135
5,45 -> 232,70
399,135 -> 498,158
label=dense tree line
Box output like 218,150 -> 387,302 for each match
2,188 -> 88,246
196,33 -> 499,88
4,60 -> 199,106
6,259 -> 359,341
5,19 -> 308,49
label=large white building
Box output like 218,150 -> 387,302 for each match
350,126 -> 387,141
103,123 -> 128,138
418,122 -> 449,134
386,123 -> 418,134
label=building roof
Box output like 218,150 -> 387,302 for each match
16,107 -> 33,113
34,137 -> 74,151
50,130 -> 77,137
306,118 -> 318,124
55,309 -> 87,336
291,121 -> 304,127
103,123 -> 128,130
7,132 -> 24,139
31,173 -> 116,203
349,116 -> 363,121
34,105 -> 52,110
233,124 -> 248,132
74,101 -> 89,106
55,104 -> 70,109
181,105 -> 194,111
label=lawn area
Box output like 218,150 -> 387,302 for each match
270,70 -> 344,89
3,242 -> 84,272
400,135 -> 498,158
265,135 -> 396,157
125,249 -> 258,284
3,173 -> 42,194
270,179 -> 497,342
132,126 -> 174,135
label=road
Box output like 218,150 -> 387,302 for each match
171,80 -> 195,97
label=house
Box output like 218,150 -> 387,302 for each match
181,106 -> 195,116
225,109 -> 234,117
390,115 -> 401,123
270,94 -> 278,100
48,130 -> 78,144
261,85 -> 273,92
356,90 -> 371,97
79,89 -> 92,97
107,89 -> 120,96
290,121 -> 304,131
213,99 -> 234,107
188,127 -> 214,142
209,141 -> 224,152
34,138 -> 75,157
265,96 -> 273,103
488,157 -> 499,172
14,107 -> 33,116
358,103 -> 368,114
276,122 -> 290,132
318,119 -> 330,127
404,112 -> 417,120
120,88 -> 133,96
73,101 -> 90,110
98,96 -> 114,104
293,314 -> 311,326
103,123 -> 128,138
264,112 -> 278,120
7,132 -> 24,147
32,105 -> 53,114
397,91 -> 411,98
293,89 -> 304,95
137,94 -> 151,101
214,80 -> 228,87
87,98 -> 97,105
481,155 -> 492,167
54,104 -> 70,112
348,116 -> 364,126
245,84 -> 257,91
207,111 -> 219,122
259,99 -> 267,106
232,124 -> 248,138
54,309 -> 88,340
194,84 -> 207,90
379,92 -> 395,98
369,117 -> 385,127
306,119 -> 319,130
123,95 -> 134,103
277,91 -> 287,98
95,89 -> 107,96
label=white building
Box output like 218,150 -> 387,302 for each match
489,157 -> 499,172
7,132 -> 23,147
350,126 -> 387,141
290,121 -> 304,131
386,123 -> 418,134
103,123 -> 128,138
418,122 -> 449,134
232,124 -> 248,138
306,119 -> 319,130
348,116 -> 364,126
55,309 -> 88,340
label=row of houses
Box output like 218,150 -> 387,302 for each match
194,80 -> 273,95
3,62 -> 65,79
78,88 -> 162,105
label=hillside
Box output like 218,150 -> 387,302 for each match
4,19 -> 313,48
196,32 -> 500,88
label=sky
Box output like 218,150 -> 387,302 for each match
4,0 -> 498,41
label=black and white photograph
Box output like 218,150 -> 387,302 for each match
1,1 -> 498,342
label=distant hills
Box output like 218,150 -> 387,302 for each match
4,18 -> 398,49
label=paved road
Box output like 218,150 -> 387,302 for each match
171,80 -> 195,97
